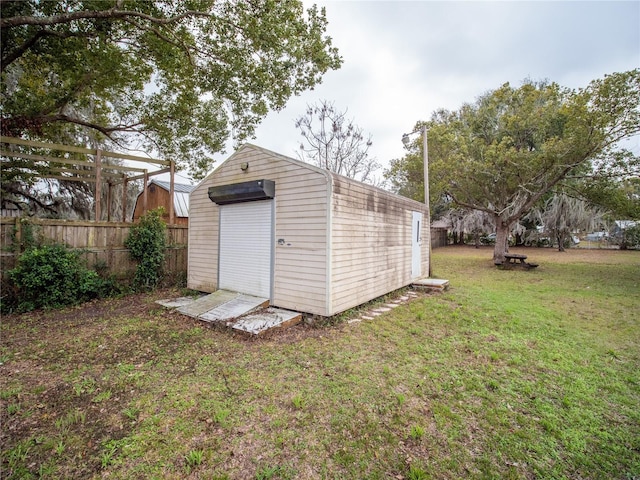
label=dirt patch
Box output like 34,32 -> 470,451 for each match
0,289 -> 192,477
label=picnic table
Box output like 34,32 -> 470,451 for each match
504,253 -> 528,264
498,253 -> 538,269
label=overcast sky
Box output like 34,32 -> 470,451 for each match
224,0 -> 639,183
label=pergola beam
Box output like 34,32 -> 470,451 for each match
124,167 -> 171,182
0,136 -> 170,166
38,167 -> 126,180
1,136 -> 177,223
0,150 -> 147,172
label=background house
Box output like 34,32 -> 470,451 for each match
133,180 -> 195,225
431,218 -> 450,247
187,144 -> 430,317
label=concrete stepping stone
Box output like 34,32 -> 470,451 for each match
228,308 -> 301,335
412,278 -> 450,291
156,296 -> 200,308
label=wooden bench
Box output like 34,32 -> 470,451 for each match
497,253 -> 538,269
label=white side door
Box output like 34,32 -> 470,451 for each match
412,211 -> 422,278
219,200 -> 273,298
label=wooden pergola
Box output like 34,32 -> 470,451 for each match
0,136 -> 176,223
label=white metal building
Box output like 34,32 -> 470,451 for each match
188,144 -> 430,317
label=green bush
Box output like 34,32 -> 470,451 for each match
7,244 -> 103,312
618,224 -> 640,250
125,208 -> 167,291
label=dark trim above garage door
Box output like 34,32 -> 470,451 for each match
208,179 -> 275,205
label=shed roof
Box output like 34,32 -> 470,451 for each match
150,180 -> 196,195
431,219 -> 450,229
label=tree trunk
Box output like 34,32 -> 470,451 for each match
515,232 -> 523,246
557,234 -> 565,252
493,220 -> 511,264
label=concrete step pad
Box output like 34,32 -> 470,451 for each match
227,308 -> 302,335
168,290 -> 300,335
156,296 -> 204,309
199,295 -> 270,323
177,290 -> 268,321
412,278 -> 450,290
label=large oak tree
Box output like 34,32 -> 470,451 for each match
1,0 -> 342,180
386,70 -> 640,263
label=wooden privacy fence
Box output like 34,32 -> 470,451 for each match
1,218 -> 446,283
0,217 -> 187,280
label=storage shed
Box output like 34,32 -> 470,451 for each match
133,180 -> 195,225
188,144 -> 430,317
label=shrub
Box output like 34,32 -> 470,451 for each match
617,224 -> 640,250
10,218 -> 39,252
125,208 -> 167,291
7,244 -> 103,312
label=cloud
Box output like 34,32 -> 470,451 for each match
248,0 -> 640,173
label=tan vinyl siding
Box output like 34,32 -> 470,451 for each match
329,175 -> 429,315
187,182 -> 219,292
187,144 -> 330,316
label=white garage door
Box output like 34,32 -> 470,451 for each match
219,200 -> 273,298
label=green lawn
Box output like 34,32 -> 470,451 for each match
1,246 -> 639,479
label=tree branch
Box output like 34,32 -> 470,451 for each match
2,113 -> 143,139
2,29 -> 44,71
2,182 -> 59,214
121,17 -> 195,66
0,8 -> 210,29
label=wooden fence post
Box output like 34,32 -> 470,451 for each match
143,171 -> 148,218
122,178 -> 128,222
95,149 -> 102,221
169,160 -> 175,224
14,217 -> 22,253
107,182 -> 112,222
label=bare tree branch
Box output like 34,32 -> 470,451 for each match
295,100 -> 379,184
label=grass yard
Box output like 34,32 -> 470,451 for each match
1,246 -> 639,479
